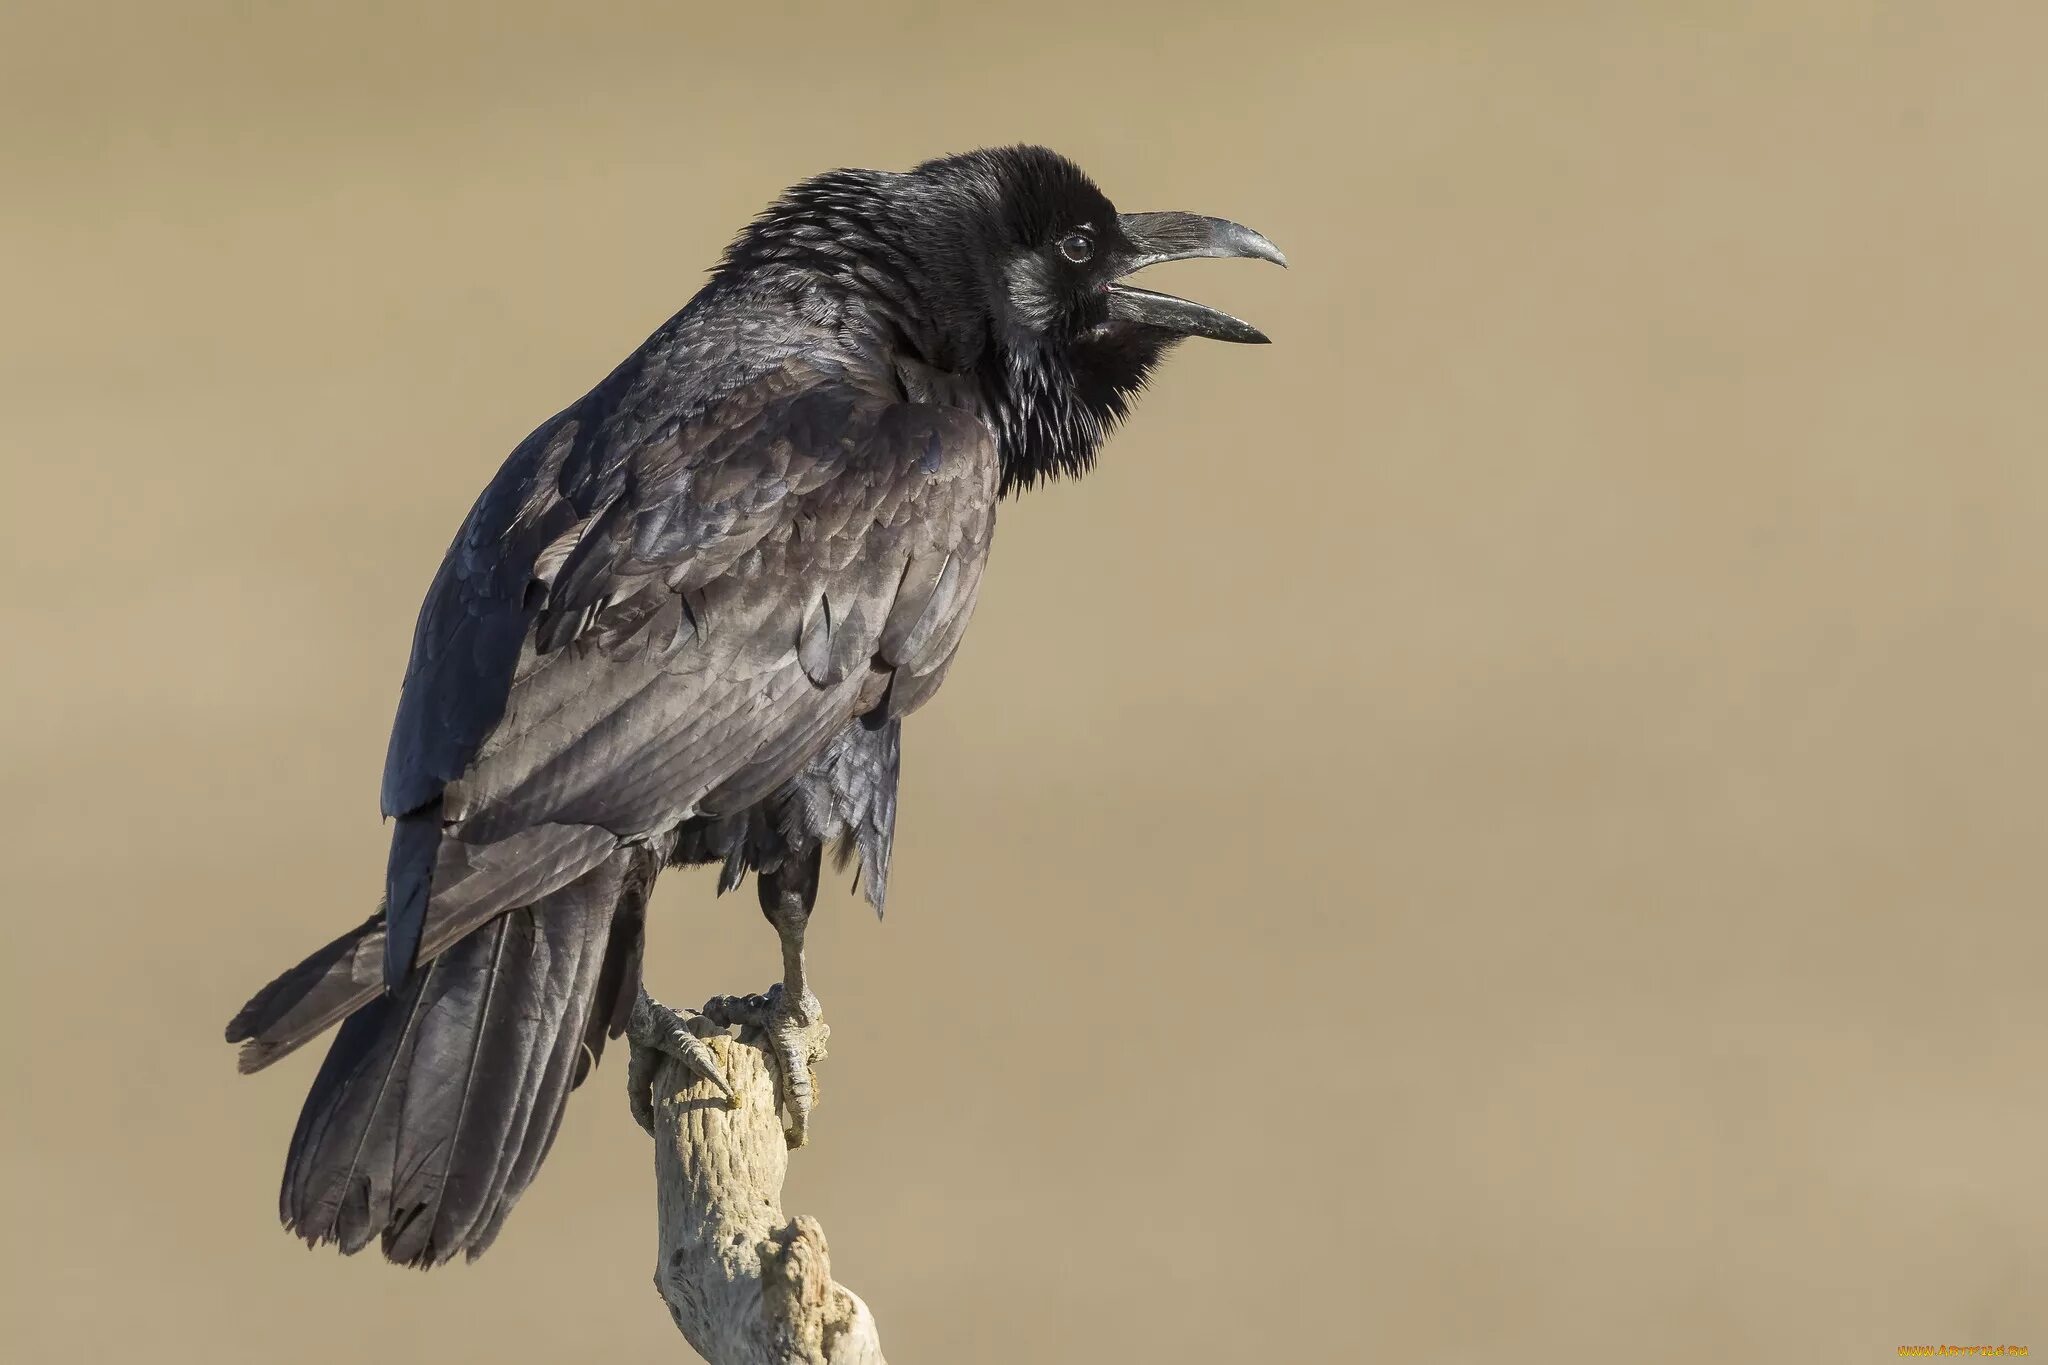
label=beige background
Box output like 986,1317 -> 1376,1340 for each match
3,2 -> 2043,1360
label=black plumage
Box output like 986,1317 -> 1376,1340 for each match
226,145 -> 1282,1267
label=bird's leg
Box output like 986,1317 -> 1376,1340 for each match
625,986 -> 740,1136
703,846 -> 827,1148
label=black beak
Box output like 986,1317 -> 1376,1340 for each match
1106,211 -> 1286,344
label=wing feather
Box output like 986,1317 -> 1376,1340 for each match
375,359 -> 998,973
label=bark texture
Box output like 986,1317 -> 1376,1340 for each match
628,1013 -> 885,1365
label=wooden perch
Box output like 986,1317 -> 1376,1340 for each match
627,1006 -> 886,1365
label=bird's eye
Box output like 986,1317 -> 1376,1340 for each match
1057,231 -> 1095,264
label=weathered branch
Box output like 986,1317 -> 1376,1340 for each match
627,1007 -> 886,1365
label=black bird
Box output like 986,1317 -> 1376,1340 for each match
226,145 -> 1283,1268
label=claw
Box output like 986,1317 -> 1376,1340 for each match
627,987 -> 739,1134
703,984 -> 828,1148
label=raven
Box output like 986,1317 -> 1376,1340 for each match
226,145 -> 1282,1268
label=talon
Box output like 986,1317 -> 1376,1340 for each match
692,984 -> 827,1145
627,987 -> 738,1129
764,986 -> 826,1148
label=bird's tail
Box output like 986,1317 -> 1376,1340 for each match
226,846 -> 653,1267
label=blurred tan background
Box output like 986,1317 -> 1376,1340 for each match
4,1 -> 2044,1360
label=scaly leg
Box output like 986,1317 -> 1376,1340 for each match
706,847 -> 827,1147
625,848 -> 829,1147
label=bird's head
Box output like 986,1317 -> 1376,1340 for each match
904,146 -> 1284,489
719,145 -> 1284,492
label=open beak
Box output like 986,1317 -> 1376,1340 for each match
1106,211 -> 1287,344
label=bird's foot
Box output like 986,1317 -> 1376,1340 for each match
626,987 -> 740,1136
703,983 -> 828,1149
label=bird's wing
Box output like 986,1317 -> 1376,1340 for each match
376,358 -> 997,971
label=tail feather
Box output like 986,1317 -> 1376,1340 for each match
225,821 -> 620,1076
474,847 -> 657,1254
272,849 -> 642,1267
578,848 -> 655,1083
226,911 -> 387,1073
389,893 -> 609,1264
